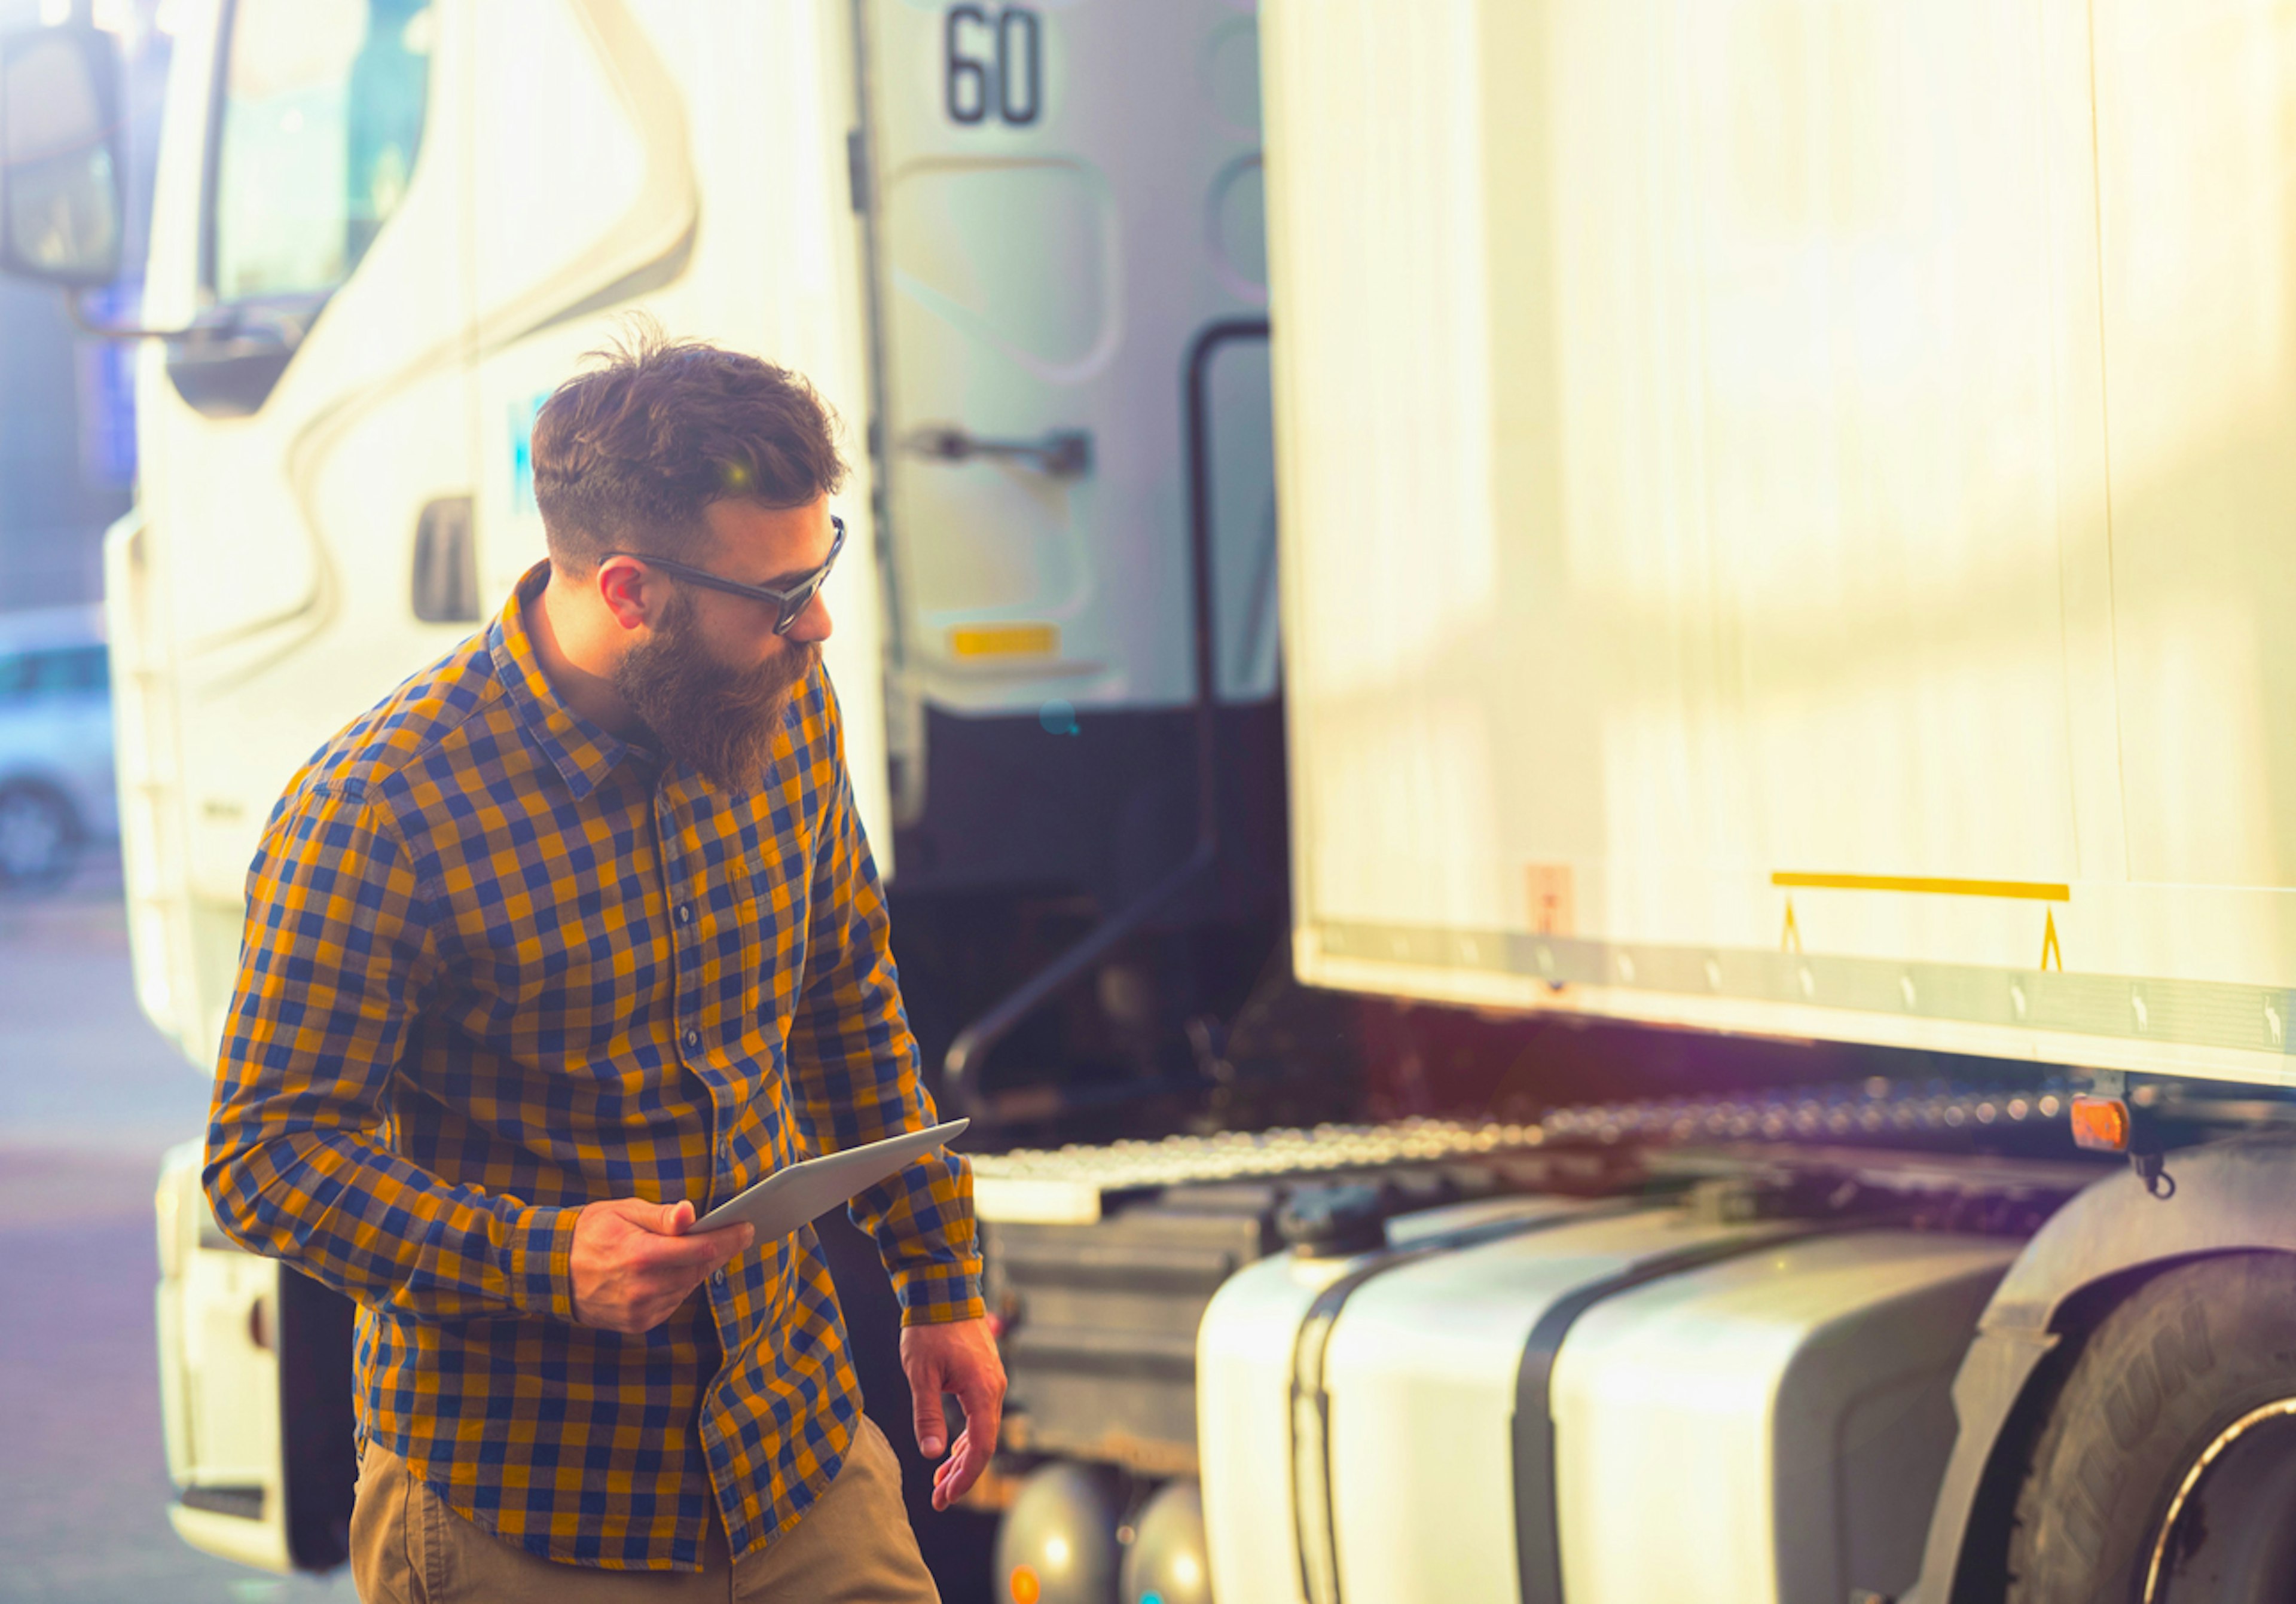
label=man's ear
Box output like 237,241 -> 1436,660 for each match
596,557 -> 652,633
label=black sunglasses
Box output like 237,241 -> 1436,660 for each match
606,516 -> 845,637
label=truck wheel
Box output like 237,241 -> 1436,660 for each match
2006,1252 -> 2296,1603
0,784 -> 79,890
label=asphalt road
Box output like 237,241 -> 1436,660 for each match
0,859 -> 353,1604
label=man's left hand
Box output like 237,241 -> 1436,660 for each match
899,1317 -> 1006,1511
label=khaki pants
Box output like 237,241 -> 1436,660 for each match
349,1417 -> 939,1604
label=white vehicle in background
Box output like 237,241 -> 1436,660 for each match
0,602 -> 115,888
14,0 -> 2296,1602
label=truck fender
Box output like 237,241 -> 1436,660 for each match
1907,1131 -> 2296,1604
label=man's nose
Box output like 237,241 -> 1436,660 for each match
786,593 -> 832,645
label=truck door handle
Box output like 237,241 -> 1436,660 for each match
900,426 -> 1093,479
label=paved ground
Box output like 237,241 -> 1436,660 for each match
0,858 -> 352,1604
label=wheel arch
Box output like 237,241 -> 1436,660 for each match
1909,1131 -> 2296,1603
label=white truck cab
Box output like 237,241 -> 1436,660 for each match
2,0 -> 1276,1582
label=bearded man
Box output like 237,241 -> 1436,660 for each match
204,329 -> 1002,1603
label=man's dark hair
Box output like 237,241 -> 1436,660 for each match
531,320 -> 847,570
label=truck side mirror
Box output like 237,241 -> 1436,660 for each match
0,23 -> 126,288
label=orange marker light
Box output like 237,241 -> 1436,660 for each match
2069,1094 -> 2132,1153
1010,1565 -> 1042,1604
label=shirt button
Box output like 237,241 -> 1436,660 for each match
683,1028 -> 701,1051
712,1269 -> 728,1290
676,903 -> 693,926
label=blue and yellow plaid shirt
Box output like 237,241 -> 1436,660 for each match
205,564 -> 982,1570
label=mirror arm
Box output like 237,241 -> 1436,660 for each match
64,286 -> 206,341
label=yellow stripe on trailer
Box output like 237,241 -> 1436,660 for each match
1771,873 -> 2069,903
949,624 -> 1060,659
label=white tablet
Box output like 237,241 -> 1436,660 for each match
692,1119 -> 970,1241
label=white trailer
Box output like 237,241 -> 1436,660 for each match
1182,1 -> 2296,1598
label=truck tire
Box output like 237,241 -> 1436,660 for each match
0,783 -> 79,890
2006,1252 -> 2296,1602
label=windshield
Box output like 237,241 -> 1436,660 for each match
209,0 -> 434,303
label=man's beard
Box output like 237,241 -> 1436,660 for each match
612,591 -> 817,793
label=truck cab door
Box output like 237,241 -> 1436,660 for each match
129,0 -> 478,1064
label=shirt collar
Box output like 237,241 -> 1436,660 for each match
490,561 -> 659,801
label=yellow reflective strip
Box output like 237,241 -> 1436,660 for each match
949,624 -> 1060,659
1771,872 -> 2070,902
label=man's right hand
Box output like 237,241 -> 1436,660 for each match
570,1199 -> 753,1334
